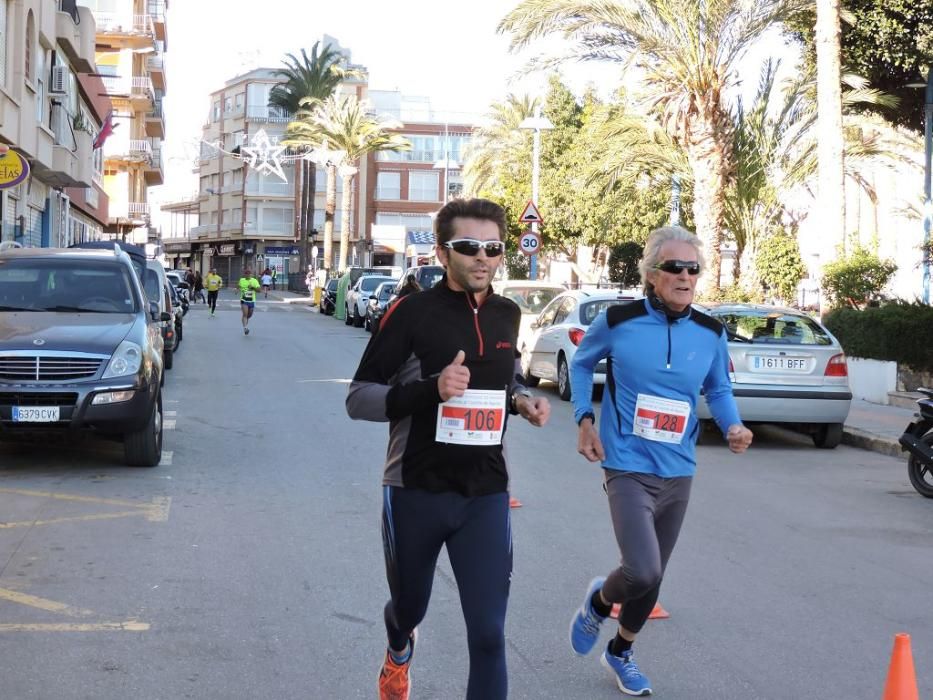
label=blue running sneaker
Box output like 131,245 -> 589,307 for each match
569,576 -> 607,655
601,644 -> 652,696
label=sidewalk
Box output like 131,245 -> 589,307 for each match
266,289 -> 315,305
843,398 -> 916,458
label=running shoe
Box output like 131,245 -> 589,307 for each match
569,576 -> 607,655
244,327 -> 249,335
601,644 -> 652,696
378,630 -> 417,700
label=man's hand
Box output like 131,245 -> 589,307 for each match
516,395 -> 550,427
577,419 -> 606,463
727,424 -> 753,454
438,350 -> 470,401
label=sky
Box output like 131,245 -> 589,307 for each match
157,0 -> 797,204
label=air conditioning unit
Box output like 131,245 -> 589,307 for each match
50,65 -> 67,94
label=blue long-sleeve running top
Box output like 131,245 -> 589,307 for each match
571,298 -> 742,478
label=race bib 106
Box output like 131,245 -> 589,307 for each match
435,389 -> 506,446
633,394 -> 691,444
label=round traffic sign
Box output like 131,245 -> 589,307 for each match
519,230 -> 540,256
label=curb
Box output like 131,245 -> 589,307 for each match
842,426 -> 903,459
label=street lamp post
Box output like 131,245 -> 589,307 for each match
519,108 -> 553,281
433,122 -> 460,202
922,66 -> 932,304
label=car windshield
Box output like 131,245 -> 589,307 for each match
144,268 -> 162,303
360,276 -> 394,292
327,280 -> 339,292
378,285 -> 394,300
500,286 -> 562,315
712,309 -> 833,345
579,298 -> 635,325
0,258 -> 138,313
418,268 -> 445,290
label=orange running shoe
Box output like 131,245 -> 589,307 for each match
378,631 -> 416,700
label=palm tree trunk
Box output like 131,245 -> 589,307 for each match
685,127 -> 728,296
304,160 -> 316,259
323,163 -> 337,273
337,173 -> 353,272
816,0 -> 846,260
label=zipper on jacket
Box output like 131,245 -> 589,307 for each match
666,320 -> 673,369
465,292 -> 485,356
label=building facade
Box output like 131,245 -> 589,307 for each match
0,0 -> 108,248
87,0 -> 166,244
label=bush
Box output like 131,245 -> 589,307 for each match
823,301 -> 933,372
755,232 -> 805,303
699,282 -> 765,304
607,241 -> 644,287
821,246 -> 897,309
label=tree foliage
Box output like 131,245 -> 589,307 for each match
788,0 -> 933,133
607,242 -> 644,287
821,245 -> 897,308
754,231 -> 806,303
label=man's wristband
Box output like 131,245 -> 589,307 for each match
577,411 -> 595,426
510,387 -> 534,414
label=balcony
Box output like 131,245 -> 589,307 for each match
189,224 -> 213,238
93,12 -> 155,48
147,2 -> 167,42
246,105 -> 292,123
104,138 -> 152,164
56,4 -> 95,73
147,54 -> 165,90
144,149 -> 164,185
101,76 -> 154,109
145,100 -> 165,138
110,202 -> 150,222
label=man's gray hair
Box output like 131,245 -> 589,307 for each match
638,226 -> 706,289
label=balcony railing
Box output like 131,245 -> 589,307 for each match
147,1 -> 166,22
189,225 -> 213,237
129,139 -> 153,156
147,54 -> 164,72
101,75 -> 154,101
92,12 -> 154,36
111,202 -> 150,220
246,105 -> 292,122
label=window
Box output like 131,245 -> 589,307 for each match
24,11 -> 33,83
212,100 -> 220,121
408,171 -> 438,202
235,92 -> 244,112
35,45 -> 45,123
405,135 -> 438,162
224,97 -> 232,114
376,172 -> 400,200
261,207 -> 294,234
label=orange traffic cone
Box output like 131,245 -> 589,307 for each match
609,602 -> 669,620
882,633 -> 919,700
509,496 -> 523,508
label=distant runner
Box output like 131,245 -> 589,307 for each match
205,267 -> 223,316
238,268 -> 261,335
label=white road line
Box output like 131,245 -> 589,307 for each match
159,451 -> 173,466
164,411 -> 177,417
163,420 -> 176,430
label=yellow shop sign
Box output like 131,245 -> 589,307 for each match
0,149 -> 30,189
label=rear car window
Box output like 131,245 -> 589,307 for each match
0,258 -> 138,313
416,267 -> 444,289
713,309 -> 833,345
360,276 -> 394,292
500,286 -> 562,314
579,298 -> 636,326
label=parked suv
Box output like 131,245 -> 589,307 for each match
0,245 -> 166,466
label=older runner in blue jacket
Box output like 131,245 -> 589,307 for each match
568,226 -> 753,696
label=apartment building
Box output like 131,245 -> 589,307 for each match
365,91 -> 473,269
86,0 -> 166,244
191,63 -> 368,282
0,0 -> 109,248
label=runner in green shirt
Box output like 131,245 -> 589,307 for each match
238,268 -> 261,335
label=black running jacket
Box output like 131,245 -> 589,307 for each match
346,278 -> 525,496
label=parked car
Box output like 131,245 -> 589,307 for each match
144,261 -> 178,370
392,265 -> 445,298
493,279 -> 566,351
523,289 -> 640,401
166,282 -> 185,343
345,275 -> 397,327
695,303 -> 852,448
0,245 -> 165,466
365,281 -> 396,333
164,270 -> 190,308
320,278 -> 339,315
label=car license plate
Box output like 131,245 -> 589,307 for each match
750,356 -> 809,372
12,406 -> 60,422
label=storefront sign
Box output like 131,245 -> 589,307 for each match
0,149 -> 30,190
219,244 -> 236,256
265,245 -> 300,256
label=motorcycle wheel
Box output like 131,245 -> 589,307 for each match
907,433 -> 933,498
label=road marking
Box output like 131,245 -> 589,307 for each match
159,450 -> 173,466
0,489 -> 170,527
0,588 -> 93,617
0,621 -> 150,632
164,419 -> 176,430
164,410 -> 177,417
298,378 -> 352,384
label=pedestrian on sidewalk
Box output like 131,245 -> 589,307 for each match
346,198 -> 551,700
193,271 -> 206,304
271,266 -> 277,290
238,268 -> 261,335
205,267 -> 223,316
261,268 -> 273,299
568,226 -> 753,696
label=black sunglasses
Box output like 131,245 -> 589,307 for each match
444,239 -> 505,257
654,259 -> 701,275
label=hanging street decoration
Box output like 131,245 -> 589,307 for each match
240,129 -> 288,182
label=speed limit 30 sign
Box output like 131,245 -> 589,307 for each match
519,230 -> 540,256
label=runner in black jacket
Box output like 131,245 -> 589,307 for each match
347,198 -> 550,700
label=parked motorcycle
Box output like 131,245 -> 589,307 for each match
898,387 -> 933,498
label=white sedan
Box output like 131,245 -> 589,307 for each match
493,279 -> 566,351
523,289 -> 640,401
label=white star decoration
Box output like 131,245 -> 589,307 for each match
241,129 -> 287,182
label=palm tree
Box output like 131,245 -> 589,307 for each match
268,42 -> 362,273
463,94 -> 539,197
289,95 -> 409,272
499,0 -> 806,295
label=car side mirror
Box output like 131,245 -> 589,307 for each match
149,301 -> 159,320
160,311 -> 172,322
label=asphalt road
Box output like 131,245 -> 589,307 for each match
1,292 -> 931,700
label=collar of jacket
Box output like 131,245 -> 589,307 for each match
646,291 -> 692,323
437,273 -> 496,305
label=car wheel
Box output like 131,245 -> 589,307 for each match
124,393 -> 162,467
592,384 -> 604,401
176,322 -> 183,344
353,306 -> 364,328
907,433 -> 933,498
521,347 -> 540,387
164,348 -> 174,370
344,306 -> 353,325
812,422 -> 843,449
557,354 -> 572,402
